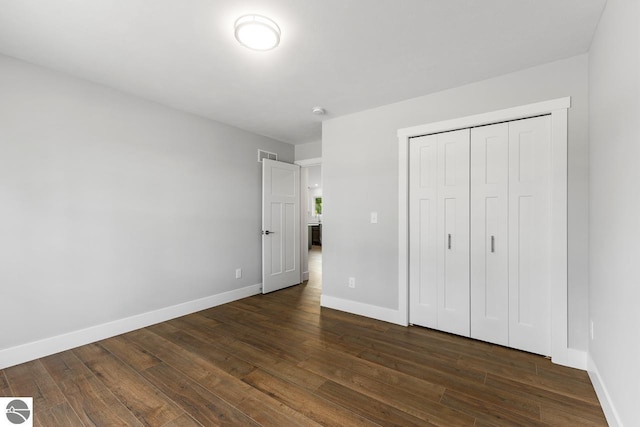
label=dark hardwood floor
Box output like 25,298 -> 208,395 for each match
1,246 -> 607,426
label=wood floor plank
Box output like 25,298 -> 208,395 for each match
125,327 -> 255,385
337,321 -> 521,375
229,314 -> 363,360
191,317 -> 313,364
165,314 -> 227,343
129,328 -> 323,426
302,336 -> 475,392
141,363 -> 259,427
457,354 -> 538,379
239,303 -> 341,341
99,334 -> 163,372
303,339 -> 539,423
320,307 -> 391,332
168,312 -> 221,330
157,316 -> 237,349
540,404 -> 608,426
357,348 -> 486,388
219,337 -> 327,390
314,379 -> 435,427
3,360 -> 66,412
218,382 -> 325,427
299,356 -> 475,427
531,363 -> 601,403
0,370 -> 13,396
34,401 -> 84,427
357,349 -> 542,421
386,324 -> 542,373
308,331 -> 374,357
160,413 -> 202,427
180,320 -> 433,427
224,298 -> 325,334
440,388 -> 547,426
74,343 -> 184,426
242,368 -> 379,427
340,332 -> 462,370
155,360 -> 323,427
41,350 -> 145,427
484,373 -> 607,424
200,303 -> 271,326
148,323 -> 256,379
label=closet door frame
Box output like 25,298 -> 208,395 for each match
398,97 -> 575,368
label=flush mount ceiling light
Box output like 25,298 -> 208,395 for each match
234,14 -> 281,51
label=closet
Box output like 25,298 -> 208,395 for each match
409,115 -> 552,356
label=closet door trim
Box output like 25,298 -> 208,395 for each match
398,97 -> 573,368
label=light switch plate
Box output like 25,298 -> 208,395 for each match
370,212 -> 378,224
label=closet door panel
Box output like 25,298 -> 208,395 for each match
470,123 -> 509,346
409,135 -> 438,327
436,129 -> 470,336
508,116 -> 552,356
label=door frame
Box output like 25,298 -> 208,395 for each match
295,157 -> 322,283
397,97 -> 577,368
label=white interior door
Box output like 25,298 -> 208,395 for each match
470,123 -> 509,346
508,115 -> 552,355
409,129 -> 470,336
262,159 -> 301,293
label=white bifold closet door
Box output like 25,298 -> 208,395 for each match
505,116 -> 552,355
409,129 -> 470,337
470,122 -> 510,346
410,115 -> 553,356
469,116 -> 552,355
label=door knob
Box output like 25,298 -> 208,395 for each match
263,230 -> 273,235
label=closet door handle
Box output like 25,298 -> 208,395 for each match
491,235 -> 495,253
447,234 -> 452,250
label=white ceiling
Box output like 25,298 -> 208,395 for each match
0,0 -> 606,144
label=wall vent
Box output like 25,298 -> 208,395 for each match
258,149 -> 278,162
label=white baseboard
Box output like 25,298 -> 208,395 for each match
320,294 -> 407,326
552,347 -> 588,370
565,348 -> 587,370
0,284 -> 262,370
588,353 -> 623,427
302,270 -> 309,281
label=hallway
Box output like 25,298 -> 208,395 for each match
306,245 -> 322,291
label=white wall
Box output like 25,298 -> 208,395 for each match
588,0 -> 640,425
323,54 -> 590,350
295,140 -> 322,161
306,164 -> 322,188
0,55 -> 293,361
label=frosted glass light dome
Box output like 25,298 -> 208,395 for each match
234,15 -> 281,51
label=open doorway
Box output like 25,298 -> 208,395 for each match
306,164 -> 322,290
297,159 -> 322,290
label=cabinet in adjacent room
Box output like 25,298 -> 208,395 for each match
409,115 -> 553,356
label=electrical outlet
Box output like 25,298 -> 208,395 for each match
235,268 -> 242,279
590,320 -> 595,340
348,277 -> 356,288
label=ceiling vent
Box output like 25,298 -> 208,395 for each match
258,149 -> 278,162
